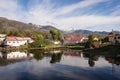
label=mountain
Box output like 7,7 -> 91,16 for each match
0,17 -> 119,35
73,30 -> 109,35
0,17 -> 41,32
39,25 -> 60,32
0,17 -> 59,33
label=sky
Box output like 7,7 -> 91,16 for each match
0,0 -> 120,31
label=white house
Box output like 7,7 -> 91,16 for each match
52,40 -> 61,45
93,37 -> 99,41
0,34 -> 6,41
4,36 -> 34,47
0,34 -> 6,45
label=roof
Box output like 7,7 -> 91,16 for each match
6,36 -> 33,41
65,36 -> 84,41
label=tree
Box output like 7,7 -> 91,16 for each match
86,34 -> 95,48
50,29 -> 59,40
50,29 -> 64,42
58,31 -> 64,43
29,34 -> 44,48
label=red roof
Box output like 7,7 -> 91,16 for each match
65,36 -> 84,41
6,36 -> 33,41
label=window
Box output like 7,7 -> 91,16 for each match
118,37 -> 120,39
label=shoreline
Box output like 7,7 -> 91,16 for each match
0,45 -> 84,52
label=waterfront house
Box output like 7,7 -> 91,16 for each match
64,36 -> 87,45
108,32 -> 115,44
52,40 -> 61,45
4,36 -> 34,47
114,34 -> 120,44
108,32 -> 120,45
0,34 -> 6,45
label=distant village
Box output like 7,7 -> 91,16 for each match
0,31 -> 120,48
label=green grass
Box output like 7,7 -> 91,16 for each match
66,45 -> 85,50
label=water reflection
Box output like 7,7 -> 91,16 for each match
0,50 -> 119,80
50,53 -> 62,64
0,50 -> 119,68
0,51 -> 34,66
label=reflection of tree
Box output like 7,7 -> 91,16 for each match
105,56 -> 120,66
34,53 -> 44,60
28,49 -> 44,60
50,53 -> 62,64
105,55 -> 120,73
84,53 -> 99,67
88,58 -> 95,67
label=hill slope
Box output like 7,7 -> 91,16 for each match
0,17 -> 61,34
0,17 -> 41,32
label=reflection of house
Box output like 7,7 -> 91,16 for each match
0,51 -> 34,66
64,36 -> 87,45
2,51 -> 34,60
64,52 -> 84,58
4,36 -> 34,47
108,32 -> 120,44
50,50 -> 62,54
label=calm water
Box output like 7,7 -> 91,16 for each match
0,50 -> 120,80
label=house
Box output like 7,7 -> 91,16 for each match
64,36 -> 87,45
93,37 -> 99,41
114,34 -> 120,44
0,34 -> 6,41
108,32 -> 120,44
4,36 -> 34,47
108,32 -> 115,44
0,34 -> 6,45
52,40 -> 61,45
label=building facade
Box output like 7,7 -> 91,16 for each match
108,32 -> 120,45
4,36 -> 34,47
64,36 -> 87,45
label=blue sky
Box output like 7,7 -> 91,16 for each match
0,0 -> 120,31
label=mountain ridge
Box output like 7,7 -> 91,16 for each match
0,17 -> 119,35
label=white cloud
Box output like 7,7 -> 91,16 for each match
0,0 -> 120,31
0,0 -> 23,20
0,0 -> 18,10
53,15 -> 120,31
55,0 -> 108,16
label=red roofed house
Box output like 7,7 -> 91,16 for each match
64,36 -> 87,45
4,36 -> 34,47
